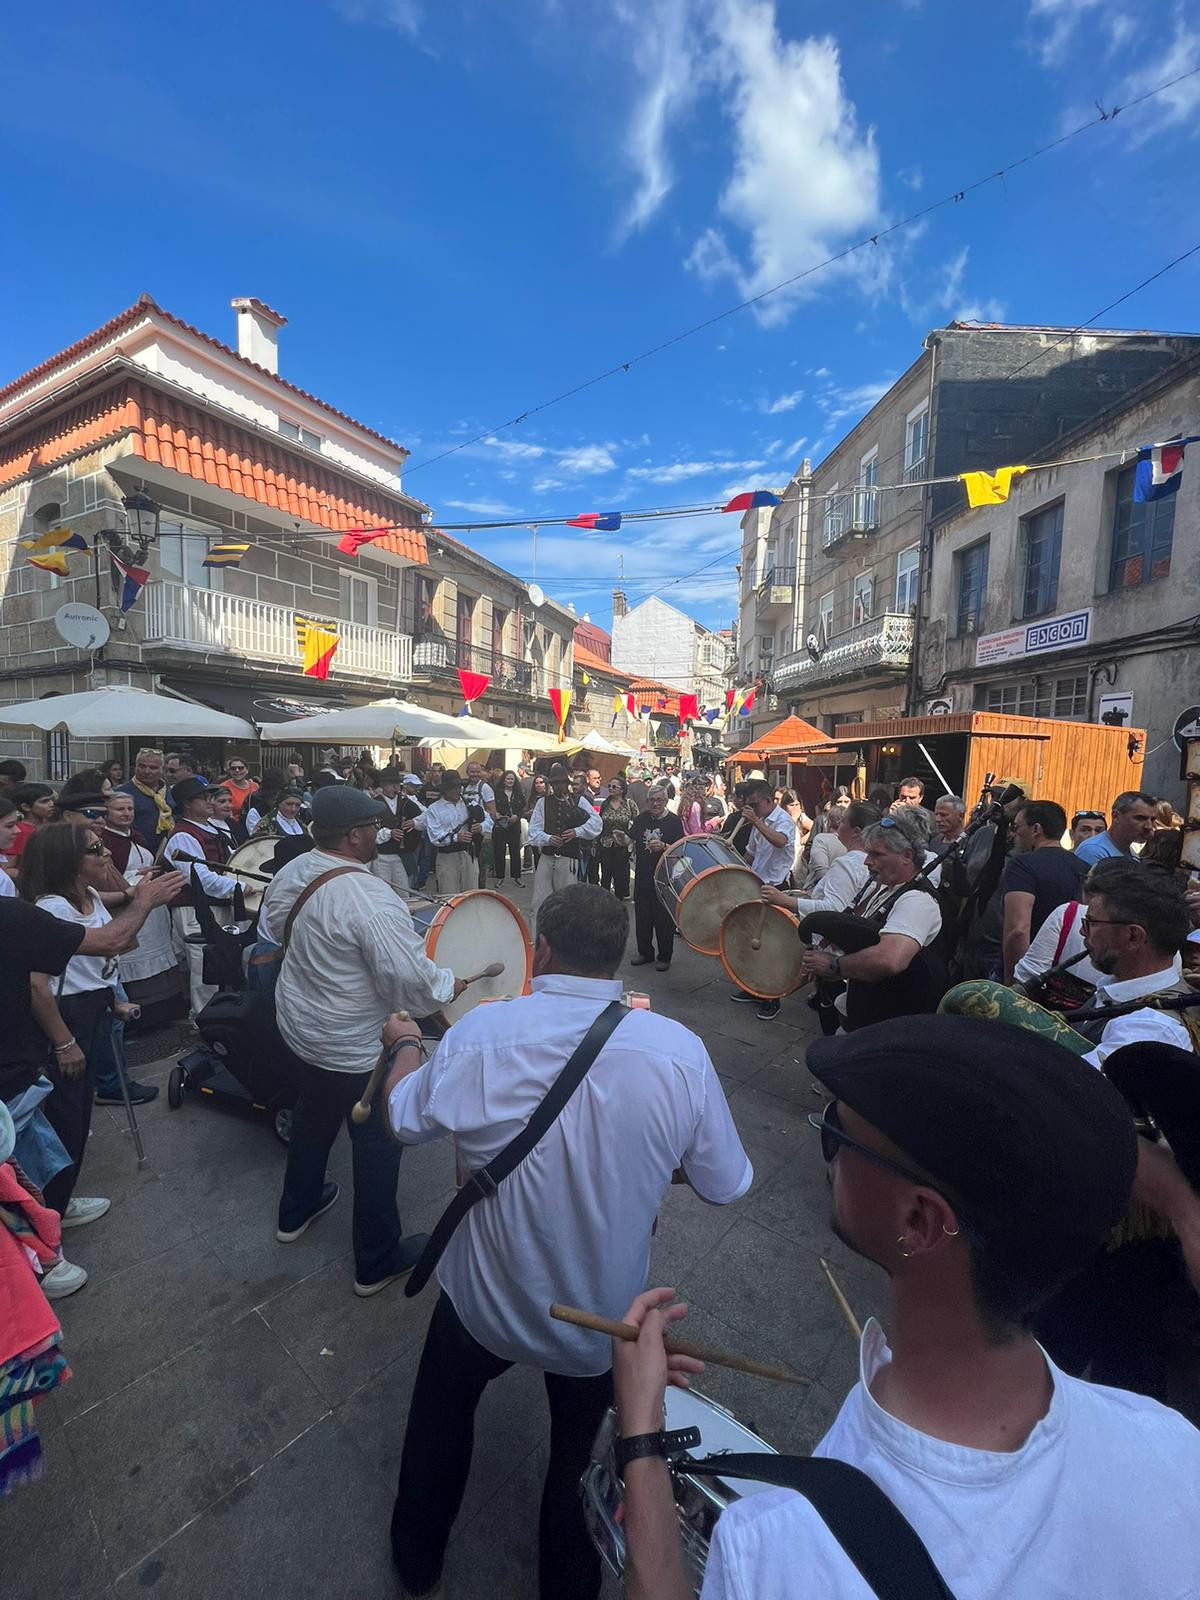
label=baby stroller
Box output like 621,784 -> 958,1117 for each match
167,864 -> 300,1145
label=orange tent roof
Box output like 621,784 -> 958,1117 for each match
729,713 -> 829,764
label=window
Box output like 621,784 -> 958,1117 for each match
457,593 -> 475,661
818,591 -> 834,642
1110,464 -> 1175,589
852,572 -> 873,625
822,484 -> 841,542
980,674 -> 1088,719
904,404 -> 929,483
46,728 -> 70,782
340,570 -> 376,627
895,545 -> 920,614
858,449 -> 879,528
1020,501 -> 1063,618
278,418 -> 322,451
159,520 -> 223,591
955,541 -> 989,635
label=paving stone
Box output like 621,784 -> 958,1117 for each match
0,1413 -> 115,1597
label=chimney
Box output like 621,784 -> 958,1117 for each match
612,586 -> 628,619
230,296 -> 287,374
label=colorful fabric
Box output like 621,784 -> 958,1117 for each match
131,777 -> 173,836
457,669 -> 489,706
959,465 -> 1029,507
201,543 -> 249,568
677,693 -> 699,724
937,980 -> 1091,1056
26,550 -> 72,576
0,1164 -> 62,1368
109,551 -> 150,614
0,1334 -> 71,1501
548,687 -> 571,740
336,528 -> 390,556
566,513 -> 621,531
723,490 -> 780,512
1133,437 -> 1200,502
296,617 -> 340,679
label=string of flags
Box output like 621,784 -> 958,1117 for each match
20,526 -> 88,575
109,551 -> 149,614
295,616 -> 340,679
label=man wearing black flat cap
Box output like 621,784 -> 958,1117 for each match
612,1015 -> 1200,1600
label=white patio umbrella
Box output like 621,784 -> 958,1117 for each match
257,696 -> 483,745
0,685 -> 257,740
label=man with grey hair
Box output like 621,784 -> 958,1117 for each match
799,807 -> 947,1030
1074,790 -> 1159,868
931,793 -> 967,856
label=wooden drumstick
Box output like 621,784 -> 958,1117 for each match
351,1011 -> 411,1124
819,1257 -> 862,1342
549,1303 -> 810,1386
462,961 -> 505,985
750,902 -> 768,951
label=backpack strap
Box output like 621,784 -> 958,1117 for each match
684,1453 -> 957,1600
282,866 -> 363,948
1052,901 -> 1081,966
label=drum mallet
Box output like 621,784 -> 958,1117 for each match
550,1303 -> 810,1386
750,902 -> 769,951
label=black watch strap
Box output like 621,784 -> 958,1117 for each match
614,1425 -> 701,1475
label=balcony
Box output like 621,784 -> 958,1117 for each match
820,486 -> 880,552
411,633 -> 565,698
142,582 -> 412,681
756,566 -> 794,614
773,611 -> 913,693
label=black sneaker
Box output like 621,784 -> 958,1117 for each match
730,990 -> 759,1004
277,1181 -> 340,1242
756,999 -> 781,1021
354,1231 -> 430,1297
95,1080 -> 160,1106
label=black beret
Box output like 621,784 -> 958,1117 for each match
807,1014 -> 1137,1296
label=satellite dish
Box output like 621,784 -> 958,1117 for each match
527,582 -> 546,609
54,603 -> 110,652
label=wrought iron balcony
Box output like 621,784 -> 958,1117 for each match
142,582 -> 413,681
772,612 -> 913,692
411,633 -> 567,698
820,486 -> 880,552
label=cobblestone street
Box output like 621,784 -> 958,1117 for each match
1,882 -> 888,1600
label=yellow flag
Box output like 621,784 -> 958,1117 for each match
296,617 -> 340,679
959,465 -> 1029,508
20,525 -> 73,554
581,670 -> 591,685
27,550 -> 71,576
611,693 -> 624,713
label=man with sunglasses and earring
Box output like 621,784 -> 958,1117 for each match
612,1014 -> 1200,1600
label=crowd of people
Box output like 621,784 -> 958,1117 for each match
3,742 -> 1200,1600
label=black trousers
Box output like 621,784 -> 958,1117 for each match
277,1056 -> 407,1285
599,846 -> 630,899
391,1292 -> 612,1600
42,989 -> 111,1216
634,884 -> 674,961
492,822 -> 522,880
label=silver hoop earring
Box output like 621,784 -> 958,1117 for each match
942,1224 -> 960,1238
897,1235 -> 913,1259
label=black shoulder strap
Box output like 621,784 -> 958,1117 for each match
404,1000 -> 628,1297
685,1454 -> 957,1600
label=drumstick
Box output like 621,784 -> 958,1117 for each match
549,1303 -> 810,1386
750,902 -> 768,951
350,1011 -> 411,1125
462,961 -> 505,985
819,1258 -> 862,1342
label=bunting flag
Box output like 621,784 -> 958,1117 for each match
678,692 -> 699,723
625,692 -> 636,717
581,670 -> 591,685
549,686 -> 571,741
959,465 -> 1029,508
336,528 -> 391,556
739,688 -> 756,714
723,490 -> 780,513
611,692 -> 624,727
296,617 -> 340,679
1133,437 -> 1200,502
648,718 -> 662,742
725,688 -> 736,710
22,526 -> 87,576
457,668 -> 490,709
566,512 -> 622,531
202,542 -> 250,569
704,707 -> 721,724
656,696 -> 667,709
109,551 -> 150,614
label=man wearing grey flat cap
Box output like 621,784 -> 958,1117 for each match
261,785 -> 467,1297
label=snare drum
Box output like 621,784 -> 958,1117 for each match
224,837 -> 280,912
654,836 -> 761,956
718,899 -> 806,999
582,1387 -> 777,1594
405,889 -> 533,1024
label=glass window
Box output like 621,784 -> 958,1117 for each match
279,418 -> 322,451
1020,502 -> 1063,619
857,450 -> 879,528
904,406 -> 928,482
895,545 -> 920,614
158,520 -> 222,591
955,541 -> 989,634
852,572 -> 873,625
981,675 -> 1087,719
818,591 -> 834,641
1109,464 -> 1174,589
340,571 -> 375,626
822,485 -> 841,542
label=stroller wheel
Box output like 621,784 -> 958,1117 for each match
273,1106 -> 293,1146
167,1066 -> 186,1110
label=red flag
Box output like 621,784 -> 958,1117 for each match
625,692 -> 636,716
678,693 -> 698,724
336,528 -> 391,556
457,669 -> 490,706
725,688 -> 736,710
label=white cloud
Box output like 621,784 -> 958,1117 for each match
1027,0 -> 1105,66
443,498 -> 519,517
483,435 -> 546,459
761,389 -> 804,413
334,0 -> 421,36
897,164 -> 924,191
627,457 -> 766,484
1115,13 -> 1200,141
556,443 -> 619,475
532,477 -> 568,494
1028,2 -> 1200,139
816,380 -> 892,429
899,245 -> 1005,327
616,0 -> 703,235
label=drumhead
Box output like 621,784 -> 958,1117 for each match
424,890 -> 533,1023
654,835 -> 747,917
224,838 -> 278,910
675,866 -> 761,955
718,900 -> 805,999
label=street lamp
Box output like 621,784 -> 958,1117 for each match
122,487 -> 160,548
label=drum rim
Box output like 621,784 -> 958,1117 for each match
425,889 -> 534,1015
674,865 -> 762,956
717,899 -> 804,999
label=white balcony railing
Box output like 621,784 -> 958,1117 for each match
142,581 -> 413,682
773,611 -> 913,691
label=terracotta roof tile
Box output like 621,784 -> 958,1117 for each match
731,713 -> 829,761
574,641 -> 622,677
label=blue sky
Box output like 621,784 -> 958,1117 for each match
3,0 -> 1198,631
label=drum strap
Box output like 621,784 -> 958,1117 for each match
405,1001 -> 628,1298
683,1454 -> 958,1599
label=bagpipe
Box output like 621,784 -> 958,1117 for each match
539,794 -> 590,859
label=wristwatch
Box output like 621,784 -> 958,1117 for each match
614,1425 -> 701,1476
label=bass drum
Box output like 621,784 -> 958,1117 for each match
406,890 -> 533,1024
718,900 -> 806,1000
223,837 -> 280,912
582,1387 -> 777,1595
654,836 -> 761,956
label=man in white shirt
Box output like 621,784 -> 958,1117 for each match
381,883 -> 751,1600
263,786 -> 464,1297
371,767 -> 411,896
417,771 -> 489,897
163,777 -> 240,1016
528,763 -> 602,928
612,1013 -> 1200,1600
739,780 -> 796,888
464,761 -> 498,888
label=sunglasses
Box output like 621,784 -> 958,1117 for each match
808,1101 -> 974,1237
77,807 -> 108,820
1080,913 -> 1134,930
1073,811 -> 1106,823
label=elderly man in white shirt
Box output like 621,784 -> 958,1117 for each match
417,770 -> 490,897
739,779 -> 796,889
262,785 -> 465,1298
379,883 -> 751,1600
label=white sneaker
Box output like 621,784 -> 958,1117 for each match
41,1258 -> 89,1299
61,1196 -> 111,1229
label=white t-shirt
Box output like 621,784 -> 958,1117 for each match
0,871 -> 15,898
701,1318 -> 1200,1600
387,974 -> 752,1375
850,879 -> 942,949
747,806 -> 797,887
36,892 -> 115,994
